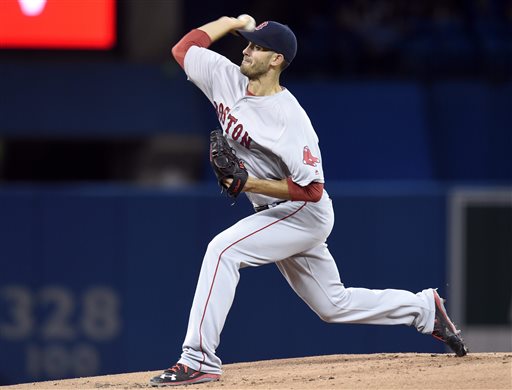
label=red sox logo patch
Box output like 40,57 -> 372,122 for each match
255,21 -> 268,30
303,146 -> 320,167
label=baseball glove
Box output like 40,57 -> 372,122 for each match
209,129 -> 248,198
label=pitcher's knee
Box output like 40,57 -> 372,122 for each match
317,311 -> 336,323
207,232 -> 230,255
312,289 -> 349,323
310,303 -> 341,323
206,234 -> 242,267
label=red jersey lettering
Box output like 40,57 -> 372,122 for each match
213,101 -> 253,149
232,124 -> 243,140
240,132 -> 252,149
225,114 -> 238,134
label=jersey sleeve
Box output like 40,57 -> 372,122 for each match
183,46 -> 241,104
277,106 -> 324,187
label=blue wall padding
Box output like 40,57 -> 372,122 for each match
0,184 -> 446,384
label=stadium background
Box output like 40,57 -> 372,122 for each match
0,0 -> 511,385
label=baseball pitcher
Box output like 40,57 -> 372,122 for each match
150,15 -> 468,387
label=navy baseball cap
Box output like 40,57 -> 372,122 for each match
238,21 -> 297,64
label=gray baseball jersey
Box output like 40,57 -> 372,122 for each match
177,46 -> 436,374
185,45 -> 323,207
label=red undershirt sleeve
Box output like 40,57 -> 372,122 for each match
286,177 -> 324,202
171,29 -> 212,69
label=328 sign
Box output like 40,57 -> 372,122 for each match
0,285 -> 122,379
0,285 -> 121,341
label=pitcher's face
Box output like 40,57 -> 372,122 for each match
240,42 -> 276,79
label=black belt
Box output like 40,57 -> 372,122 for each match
254,200 -> 288,213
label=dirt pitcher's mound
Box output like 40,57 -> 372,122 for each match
4,353 -> 511,390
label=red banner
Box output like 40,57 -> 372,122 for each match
0,0 -> 116,49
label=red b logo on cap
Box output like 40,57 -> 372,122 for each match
255,21 -> 268,30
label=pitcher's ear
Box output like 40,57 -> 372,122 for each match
271,53 -> 285,67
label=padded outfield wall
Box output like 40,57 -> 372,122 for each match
0,184 -> 449,385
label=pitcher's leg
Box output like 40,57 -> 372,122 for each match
276,244 -> 435,333
178,234 -> 239,374
179,203 -> 328,374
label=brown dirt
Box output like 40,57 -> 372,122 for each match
3,353 -> 511,390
